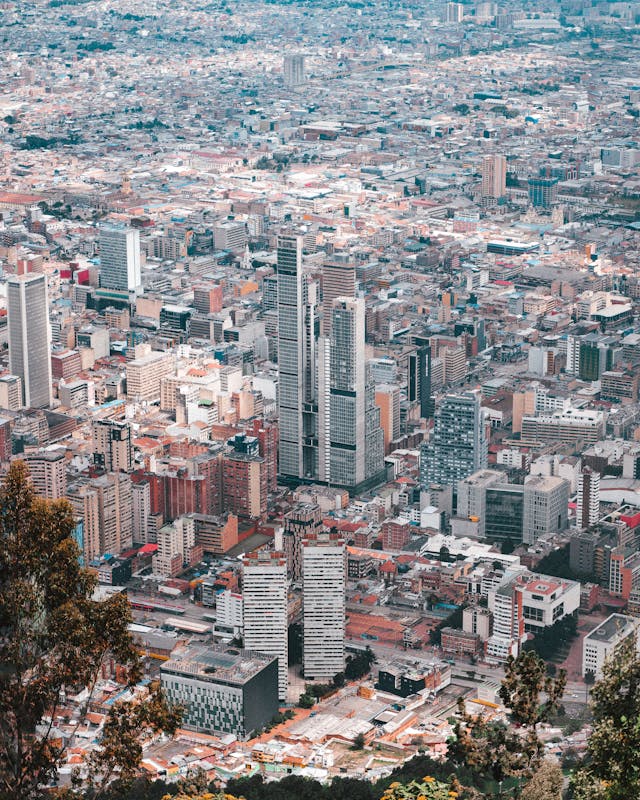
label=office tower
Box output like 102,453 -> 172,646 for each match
446,2 -> 464,21
443,346 -> 467,384
577,467 -> 600,530
277,234 -> 318,482
92,419 -> 134,472
7,273 -> 52,409
485,484 -> 525,545
283,502 -> 323,581
99,225 -> 141,293
321,261 -> 356,336
527,177 -> 558,208
132,480 -> 150,542
522,475 -> 569,545
457,469 -> 503,536
24,449 -> 67,499
302,532 -> 345,682
222,434 -> 267,520
375,384 -> 401,454
161,644 -> 278,740
193,283 -> 223,314
481,154 -> 507,200
408,341 -> 434,419
283,54 -> 305,87
242,551 -> 288,701
322,297 -> 385,491
262,275 -> 278,311
420,392 -> 488,496
0,374 -> 23,411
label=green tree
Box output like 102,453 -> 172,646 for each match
499,650 -> 566,731
0,462 -> 181,800
520,760 -> 563,800
352,732 -> 366,750
448,699 -> 538,794
572,633 -> 640,800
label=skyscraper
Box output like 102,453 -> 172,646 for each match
7,272 -> 52,408
420,392 -> 488,497
481,154 -> 507,200
408,339 -> 434,419
277,234 -> 318,482
302,532 -> 345,682
321,260 -> 356,336
242,551 -> 289,701
577,467 -> 600,530
320,297 -> 385,491
283,54 -> 305,87
99,225 -> 142,293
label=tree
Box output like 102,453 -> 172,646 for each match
520,760 -> 563,800
448,699 -> 538,793
499,650 -> 566,731
572,633 -> 640,800
352,732 -> 366,750
0,462 -> 181,800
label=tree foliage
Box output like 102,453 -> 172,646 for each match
572,633 -> 640,800
520,760 -> 563,800
499,650 -> 566,729
0,462 -> 180,800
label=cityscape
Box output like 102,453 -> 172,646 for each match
1,0 -> 640,798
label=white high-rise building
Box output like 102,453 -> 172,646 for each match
7,272 -> 52,408
99,225 -> 141,293
242,550 -> 289,701
302,532 -> 345,681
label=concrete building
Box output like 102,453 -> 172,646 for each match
520,408 -> 605,446
0,374 -> 23,410
582,613 -> 640,678
577,467 -> 600,530
99,225 -> 141,293
456,469 -> 503,537
481,154 -> 507,200
67,483 -> 101,562
321,296 -> 385,491
321,260 -> 356,336
92,419 -> 134,472
126,349 -> 174,402
522,475 -> 569,545
277,234 -> 318,482
302,532 -> 345,682
420,392 -> 488,499
161,644 -> 279,739
242,550 -> 288,701
132,480 -> 151,543
154,516 -> 196,577
283,53 -> 305,87
283,502 -> 323,582
24,449 -> 67,499
375,384 -> 401,454
7,273 -> 52,408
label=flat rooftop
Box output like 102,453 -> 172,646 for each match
161,644 -> 275,686
584,614 -> 637,646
